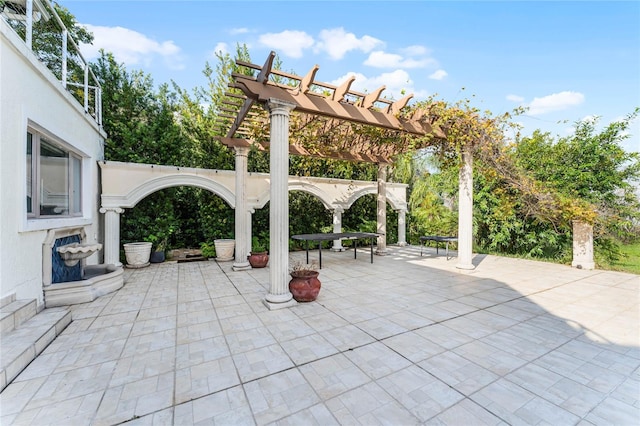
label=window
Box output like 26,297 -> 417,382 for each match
26,128 -> 82,218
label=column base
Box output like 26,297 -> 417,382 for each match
232,261 -> 251,271
375,249 -> 387,256
397,242 -> 408,247
331,246 -> 345,252
455,261 -> 475,271
571,261 -> 595,270
263,297 -> 298,310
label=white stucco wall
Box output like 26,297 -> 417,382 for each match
0,19 -> 106,307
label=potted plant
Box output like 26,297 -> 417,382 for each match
248,236 -> 269,268
288,260 -> 321,302
147,234 -> 167,263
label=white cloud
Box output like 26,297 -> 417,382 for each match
258,30 -> 314,58
315,27 -> 383,60
364,51 -> 435,69
429,69 -> 448,80
506,94 -> 524,102
230,27 -> 249,35
331,69 -> 413,101
401,45 -> 429,56
212,42 -> 229,56
81,24 -> 184,70
527,91 -> 585,115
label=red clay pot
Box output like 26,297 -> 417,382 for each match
289,270 -> 321,302
248,252 -> 269,268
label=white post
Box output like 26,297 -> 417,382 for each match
331,206 -> 344,251
376,163 -> 387,255
247,209 -> 254,255
397,209 -> 407,246
233,146 -> 251,271
100,207 -> 124,267
456,144 -> 475,270
25,0 -> 33,49
61,29 -> 68,88
571,221 -> 595,270
264,99 -> 297,309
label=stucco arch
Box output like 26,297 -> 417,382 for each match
253,181 -> 334,210
341,186 -> 406,211
99,161 -> 237,209
119,174 -> 236,209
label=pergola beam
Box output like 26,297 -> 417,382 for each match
226,51 -> 276,138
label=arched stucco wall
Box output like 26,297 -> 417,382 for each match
253,181 -> 334,210
100,161 -> 407,214
340,186 -> 406,211
114,175 -> 236,209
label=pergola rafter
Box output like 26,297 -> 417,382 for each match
216,51 -> 445,164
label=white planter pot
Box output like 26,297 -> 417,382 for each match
214,239 -> 235,261
123,242 -> 152,268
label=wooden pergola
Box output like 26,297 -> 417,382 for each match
216,51 -> 475,309
216,51 -> 447,163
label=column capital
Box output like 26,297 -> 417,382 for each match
332,205 -> 344,214
100,207 -> 124,214
266,98 -> 296,114
234,146 -> 250,156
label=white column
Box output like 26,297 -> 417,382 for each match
233,146 -> 251,271
264,99 -> 297,309
456,144 -> 475,270
376,164 -> 387,255
571,221 -> 595,270
331,206 -> 344,251
246,209 -> 254,255
100,207 -> 124,267
397,209 -> 407,246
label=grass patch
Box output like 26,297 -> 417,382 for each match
610,242 -> 640,275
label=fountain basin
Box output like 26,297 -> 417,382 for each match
56,242 -> 102,267
44,264 -> 124,307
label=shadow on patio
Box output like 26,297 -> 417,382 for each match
1,245 -> 638,425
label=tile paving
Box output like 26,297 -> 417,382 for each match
1,245 -> 638,425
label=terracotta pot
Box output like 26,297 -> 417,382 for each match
248,252 -> 269,268
289,270 -> 321,302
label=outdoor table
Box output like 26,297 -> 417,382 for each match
419,235 -> 458,260
291,232 -> 379,268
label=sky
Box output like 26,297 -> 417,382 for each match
59,0 -> 640,153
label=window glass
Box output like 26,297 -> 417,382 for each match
72,156 -> 81,213
39,138 -> 69,216
26,132 -> 33,214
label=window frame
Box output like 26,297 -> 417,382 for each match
26,126 -> 83,219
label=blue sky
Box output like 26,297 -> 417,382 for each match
60,1 -> 640,153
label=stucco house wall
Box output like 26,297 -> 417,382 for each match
0,18 -> 106,308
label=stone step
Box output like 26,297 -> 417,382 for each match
0,299 -> 37,335
0,307 -> 71,391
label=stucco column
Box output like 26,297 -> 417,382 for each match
397,209 -> 407,246
264,99 -> 297,309
376,163 -> 387,255
100,207 -> 124,267
571,221 -> 595,270
331,206 -> 344,252
233,146 -> 251,271
247,209 -> 254,255
456,144 -> 475,270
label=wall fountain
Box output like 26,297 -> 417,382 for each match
43,228 -> 124,307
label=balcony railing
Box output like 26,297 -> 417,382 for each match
1,0 -> 102,127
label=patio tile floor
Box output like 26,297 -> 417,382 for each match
1,245 -> 638,425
